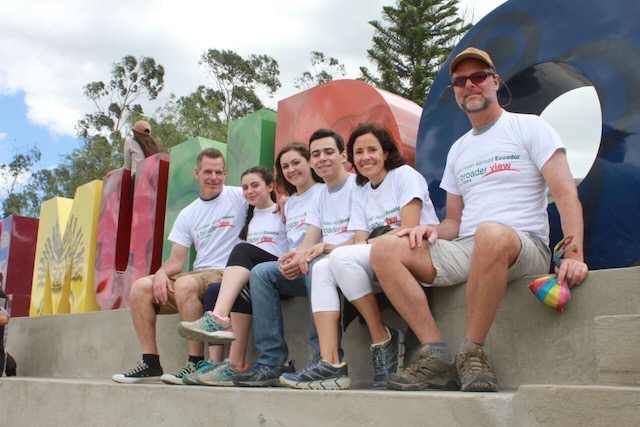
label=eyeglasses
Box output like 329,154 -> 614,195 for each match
450,71 -> 496,88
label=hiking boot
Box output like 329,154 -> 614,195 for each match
177,312 -> 235,343
196,359 -> 249,386
160,361 -> 198,385
232,361 -> 295,387
370,326 -> 405,388
182,359 -> 220,385
112,360 -> 163,384
279,359 -> 351,390
455,343 -> 498,392
385,344 -> 459,391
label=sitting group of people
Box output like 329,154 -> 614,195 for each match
112,48 -> 589,392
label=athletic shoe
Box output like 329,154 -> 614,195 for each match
456,343 -> 498,392
370,326 -> 405,388
182,359 -> 220,385
160,361 -> 197,385
111,360 -> 163,384
385,344 -> 460,391
279,359 -> 351,390
232,361 -> 295,387
196,359 -> 249,386
177,311 -> 235,343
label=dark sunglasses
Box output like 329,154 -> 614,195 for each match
450,71 -> 496,88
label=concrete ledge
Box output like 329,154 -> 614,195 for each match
429,267 -> 640,389
7,267 -> 640,389
594,314 -> 640,385
0,377 -> 514,427
2,378 -> 638,426
513,385 -> 640,427
7,298 -> 406,388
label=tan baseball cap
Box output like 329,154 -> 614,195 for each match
449,47 -> 495,75
132,120 -> 151,133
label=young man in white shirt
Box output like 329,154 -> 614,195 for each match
231,129 -> 357,387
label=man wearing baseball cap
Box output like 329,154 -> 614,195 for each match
371,47 -> 588,392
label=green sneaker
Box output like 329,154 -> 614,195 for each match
196,359 -> 249,386
182,359 -> 220,385
177,312 -> 235,343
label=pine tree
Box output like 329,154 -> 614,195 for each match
360,0 -> 471,106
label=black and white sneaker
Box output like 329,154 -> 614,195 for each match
161,361 -> 198,385
112,361 -> 163,384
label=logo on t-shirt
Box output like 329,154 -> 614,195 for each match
196,215 -> 237,239
458,154 -> 521,185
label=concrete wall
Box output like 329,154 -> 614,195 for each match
7,267 -> 640,389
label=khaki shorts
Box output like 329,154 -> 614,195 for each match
424,229 -> 551,287
149,268 -> 224,315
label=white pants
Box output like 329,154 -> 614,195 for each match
311,244 -> 379,312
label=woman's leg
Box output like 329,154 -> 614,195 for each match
227,313 -> 252,367
310,257 -> 341,363
212,266 -> 250,317
331,245 -> 387,344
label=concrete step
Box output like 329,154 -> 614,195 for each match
6,267 -> 640,389
594,314 -> 640,386
1,377 -> 638,427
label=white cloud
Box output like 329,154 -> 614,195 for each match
0,133 -> 6,141
0,0 -> 507,139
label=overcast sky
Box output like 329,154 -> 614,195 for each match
2,0 -> 599,182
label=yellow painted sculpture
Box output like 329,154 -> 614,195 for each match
29,180 -> 103,316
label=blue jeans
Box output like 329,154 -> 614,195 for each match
250,257 -> 343,366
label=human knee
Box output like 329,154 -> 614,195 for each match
474,222 -> 517,253
250,263 -> 276,290
130,277 -> 153,303
173,276 -> 198,298
370,234 -> 403,268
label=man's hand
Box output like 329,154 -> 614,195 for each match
556,258 -> 588,288
278,251 -> 303,280
396,225 -> 438,248
152,269 -> 174,305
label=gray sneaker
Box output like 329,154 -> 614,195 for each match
160,361 -> 197,385
370,326 -> 405,388
455,343 -> 498,392
385,344 -> 459,391
232,361 -> 295,387
279,358 -> 351,390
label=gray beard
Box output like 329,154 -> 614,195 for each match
460,96 -> 492,113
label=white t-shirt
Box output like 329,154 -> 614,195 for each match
349,165 -> 440,232
284,183 -> 324,250
169,186 -> 248,270
440,110 -> 564,244
246,205 -> 288,257
123,137 -> 145,175
306,174 -> 357,245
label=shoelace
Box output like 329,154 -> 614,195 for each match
176,362 -> 196,377
126,361 -> 149,375
459,350 -> 489,376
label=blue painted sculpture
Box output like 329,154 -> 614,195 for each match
417,0 -> 640,269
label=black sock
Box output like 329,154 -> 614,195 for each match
142,354 -> 161,368
189,355 -> 205,365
